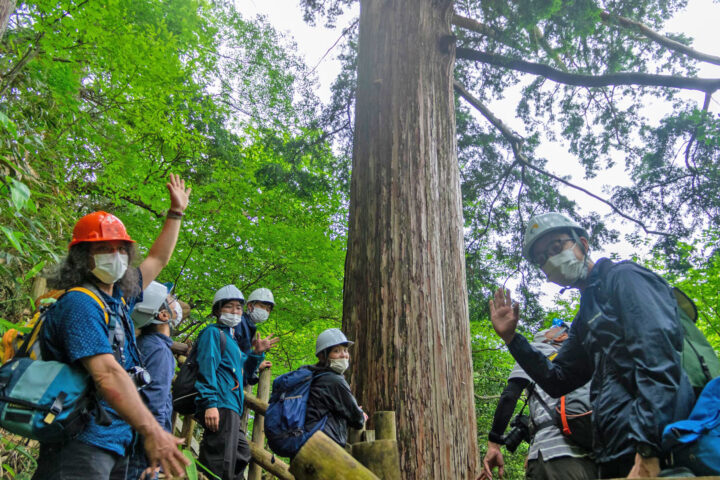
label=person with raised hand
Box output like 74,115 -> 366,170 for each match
489,212 -> 693,479
194,285 -> 279,480
34,174 -> 191,479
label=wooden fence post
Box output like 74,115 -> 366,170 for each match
351,411 -> 401,480
247,367 -> 272,480
290,431 -> 380,480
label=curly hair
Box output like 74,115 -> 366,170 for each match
47,242 -> 141,299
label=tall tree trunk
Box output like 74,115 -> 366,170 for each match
343,1 -> 478,479
0,0 -> 15,39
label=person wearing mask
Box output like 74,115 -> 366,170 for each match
34,174 -> 191,479
234,288 -> 275,385
489,212 -> 694,479
126,281 -> 185,479
304,328 -> 367,447
194,285 -> 278,480
480,322 -> 596,480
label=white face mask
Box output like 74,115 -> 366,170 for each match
91,252 -> 129,284
329,358 -> 349,374
542,246 -> 589,287
170,301 -> 183,327
219,313 -> 242,327
248,308 -> 269,324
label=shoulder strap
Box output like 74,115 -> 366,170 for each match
68,286 -> 109,324
73,284 -> 126,364
220,329 -> 227,355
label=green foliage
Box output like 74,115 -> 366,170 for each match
0,1 -> 346,471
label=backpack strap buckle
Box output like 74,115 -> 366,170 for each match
43,392 -> 67,424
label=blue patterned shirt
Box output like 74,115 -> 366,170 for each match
40,272 -> 143,455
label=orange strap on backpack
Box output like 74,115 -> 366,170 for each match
560,395 -> 572,435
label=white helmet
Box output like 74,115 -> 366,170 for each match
522,213 -> 589,261
212,285 -> 244,310
247,288 -> 274,306
315,328 -> 354,356
131,281 -> 170,328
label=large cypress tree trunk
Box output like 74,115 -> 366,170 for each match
342,0 -> 478,478
0,0 -> 16,39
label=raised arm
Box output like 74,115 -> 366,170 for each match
139,174 -> 191,289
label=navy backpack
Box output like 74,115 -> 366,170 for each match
265,367 -> 328,457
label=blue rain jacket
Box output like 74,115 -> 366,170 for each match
508,258 -> 694,463
194,323 -> 263,415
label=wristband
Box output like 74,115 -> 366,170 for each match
167,210 -> 184,219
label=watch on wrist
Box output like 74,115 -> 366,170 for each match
636,442 -> 659,459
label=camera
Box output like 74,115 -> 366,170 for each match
503,414 -> 531,453
128,366 -> 152,390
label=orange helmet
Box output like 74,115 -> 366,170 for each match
69,211 -> 135,248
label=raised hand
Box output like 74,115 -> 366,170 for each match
252,334 -> 279,354
167,173 -> 191,213
488,288 -> 520,344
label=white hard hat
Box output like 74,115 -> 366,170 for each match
212,285 -> 244,309
131,281 -> 170,328
522,213 -> 589,261
247,288 -> 274,306
315,328 -> 354,356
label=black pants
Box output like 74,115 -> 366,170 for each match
597,455 -> 636,479
526,451 -> 598,480
32,440 -> 129,480
198,408 -> 251,480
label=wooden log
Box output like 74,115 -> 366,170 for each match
290,431 -> 380,480
348,426 -> 365,445
362,430 -> 375,442
240,385 -> 253,431
373,411 -> 396,441
248,439 -> 294,480
30,277 -> 47,302
244,391 -> 268,415
170,341 -> 190,356
179,415 -> 197,455
248,367 -> 272,480
352,439 -> 402,480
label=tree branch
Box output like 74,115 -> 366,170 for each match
451,14 -> 500,39
475,394 -> 501,402
600,11 -> 720,67
455,48 -> 720,93
453,81 -> 673,236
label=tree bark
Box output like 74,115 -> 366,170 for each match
0,0 -> 15,39
343,0 -> 479,478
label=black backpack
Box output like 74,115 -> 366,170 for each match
172,328 -> 227,415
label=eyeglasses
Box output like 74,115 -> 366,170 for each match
532,238 -> 574,266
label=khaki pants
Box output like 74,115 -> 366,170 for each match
526,451 -> 597,480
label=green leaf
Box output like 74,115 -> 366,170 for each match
0,111 -> 17,138
183,449 -> 198,480
9,179 -> 31,211
23,260 -> 46,283
0,226 -> 25,254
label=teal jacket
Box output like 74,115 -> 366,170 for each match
194,323 -> 264,415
